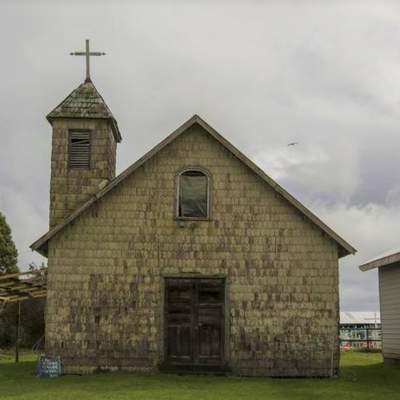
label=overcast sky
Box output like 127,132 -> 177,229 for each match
1,1 -> 400,311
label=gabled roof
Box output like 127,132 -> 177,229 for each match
359,249 -> 400,271
31,115 -> 356,258
47,80 -> 122,142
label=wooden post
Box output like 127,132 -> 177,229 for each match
15,301 -> 21,363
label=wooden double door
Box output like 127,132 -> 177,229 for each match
164,278 -> 225,368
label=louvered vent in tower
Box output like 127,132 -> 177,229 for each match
69,130 -> 90,169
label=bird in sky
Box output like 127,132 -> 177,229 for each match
287,142 -> 299,146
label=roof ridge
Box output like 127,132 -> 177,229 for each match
87,81 -> 115,118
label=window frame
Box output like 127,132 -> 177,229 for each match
175,167 -> 211,221
68,129 -> 92,170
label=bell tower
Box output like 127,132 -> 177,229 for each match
47,40 -> 122,228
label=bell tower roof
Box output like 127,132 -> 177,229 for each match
47,80 -> 122,142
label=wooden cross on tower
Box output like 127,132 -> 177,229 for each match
70,39 -> 106,83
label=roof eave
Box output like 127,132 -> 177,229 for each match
30,241 -> 48,257
359,252 -> 400,271
193,117 -> 356,258
339,245 -> 356,259
30,194 -> 100,257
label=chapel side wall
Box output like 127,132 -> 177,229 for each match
45,124 -> 340,376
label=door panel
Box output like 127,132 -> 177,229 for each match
198,306 -> 223,362
165,279 -> 194,363
165,278 -> 225,366
167,326 -> 192,361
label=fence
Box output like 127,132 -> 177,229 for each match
339,326 -> 382,351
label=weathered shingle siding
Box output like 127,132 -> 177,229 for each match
49,119 -> 116,228
46,123 -> 340,376
379,263 -> 400,362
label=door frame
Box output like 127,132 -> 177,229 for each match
160,273 -> 229,367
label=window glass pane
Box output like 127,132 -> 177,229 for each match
179,171 -> 208,218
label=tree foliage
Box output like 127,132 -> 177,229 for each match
0,299 -> 45,349
0,211 -> 18,274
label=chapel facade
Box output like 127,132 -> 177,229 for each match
32,77 -> 355,377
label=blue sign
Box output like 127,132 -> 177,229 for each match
37,356 -> 63,378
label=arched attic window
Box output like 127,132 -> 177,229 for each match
177,169 -> 209,219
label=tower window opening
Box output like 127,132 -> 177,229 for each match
69,130 -> 91,169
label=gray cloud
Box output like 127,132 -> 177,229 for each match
1,1 -> 400,311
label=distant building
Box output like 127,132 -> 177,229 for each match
339,312 -> 381,351
360,251 -> 400,364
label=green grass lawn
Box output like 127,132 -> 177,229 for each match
0,352 -> 399,400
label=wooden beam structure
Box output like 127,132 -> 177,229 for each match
0,269 -> 47,363
15,301 -> 21,363
0,269 -> 47,304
